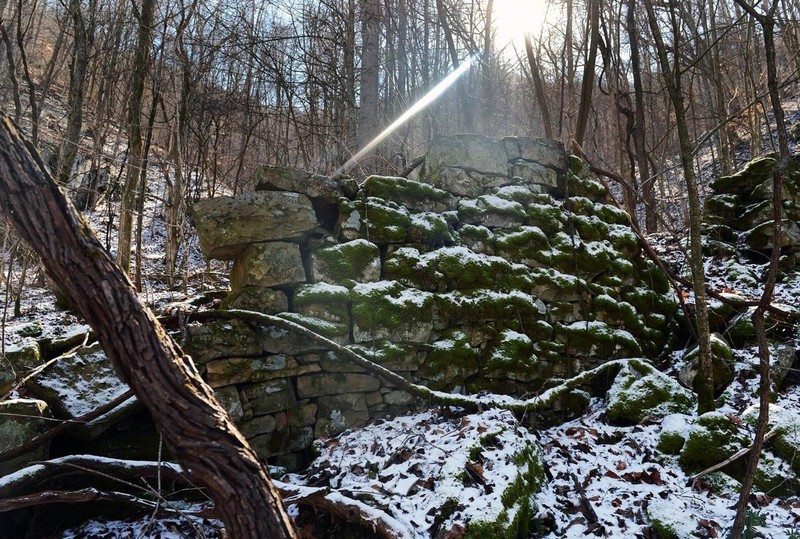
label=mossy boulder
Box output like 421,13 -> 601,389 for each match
481,329 -> 539,382
458,195 -> 527,229
457,224 -> 496,255
337,197 -> 411,244
279,312 -> 350,344
708,156 -> 776,195
645,497 -> 698,539
606,361 -> 694,425
350,280 -> 434,343
495,226 -> 551,268
311,239 -> 381,285
742,404 -> 800,475
293,282 -> 351,322
0,398 -> 52,476
557,321 -> 642,360
418,330 -> 478,390
408,211 -> 455,247
3,339 -> 41,374
657,413 -> 693,455
346,340 -> 420,371
678,412 -> 749,473
363,174 -> 455,212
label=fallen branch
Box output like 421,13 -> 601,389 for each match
0,487 -> 212,516
275,481 -> 413,539
687,429 -> 779,487
189,309 -> 650,415
0,456 -> 410,539
0,388 -> 135,462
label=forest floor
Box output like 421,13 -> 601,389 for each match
2,108 -> 800,537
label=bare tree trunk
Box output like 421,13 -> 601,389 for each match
118,0 -> 155,275
0,114 -> 298,539
644,0 -> 715,414
627,0 -> 656,232
358,0 -> 381,150
56,0 -> 94,186
524,32 -> 553,139
729,2 -> 786,536
573,0 -> 600,152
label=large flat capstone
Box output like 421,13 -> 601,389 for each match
194,191 -> 318,260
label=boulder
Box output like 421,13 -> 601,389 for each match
230,241 -> 306,289
3,339 -> 41,374
362,175 -> 455,213
222,286 -> 289,314
311,239 -> 381,285
422,135 -> 510,196
25,343 -> 138,439
294,283 -> 351,322
0,399 -> 52,476
606,361 -> 694,425
194,191 -> 317,259
678,412 -> 749,473
254,165 -> 341,205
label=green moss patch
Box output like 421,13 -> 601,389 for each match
606,361 -> 693,425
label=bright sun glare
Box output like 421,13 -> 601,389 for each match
493,0 -> 552,51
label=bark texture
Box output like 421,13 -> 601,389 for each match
0,115 -> 297,538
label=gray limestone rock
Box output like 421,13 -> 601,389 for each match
230,241 -> 306,289
194,191 -> 318,259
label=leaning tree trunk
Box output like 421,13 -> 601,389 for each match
0,115 -> 298,538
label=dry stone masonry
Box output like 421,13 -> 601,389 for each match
187,134 -> 677,468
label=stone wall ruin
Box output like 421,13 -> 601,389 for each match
186,134 -> 677,468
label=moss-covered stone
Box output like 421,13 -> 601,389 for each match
557,321 -> 642,360
206,355 -> 320,387
495,226 -> 551,268
645,498 -> 697,539
481,329 -> 539,382
657,414 -> 692,455
408,211 -> 455,247
709,155 -> 776,195
293,282 -> 351,322
311,239 -> 381,285
383,247 -> 442,291
296,372 -> 380,398
4,339 -> 41,374
742,404 -> 800,475
679,412 -> 749,473
363,174 -> 454,212
510,159 -> 560,192
345,340 -> 420,371
457,224 -> 496,255
606,361 -> 694,425
351,280 -> 434,342
0,398 -> 52,476
230,241 -> 306,289
526,203 -> 565,235
249,426 -> 314,459
418,330 -> 478,390
337,197 -> 411,244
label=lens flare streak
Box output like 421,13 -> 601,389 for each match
336,54 -> 479,176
